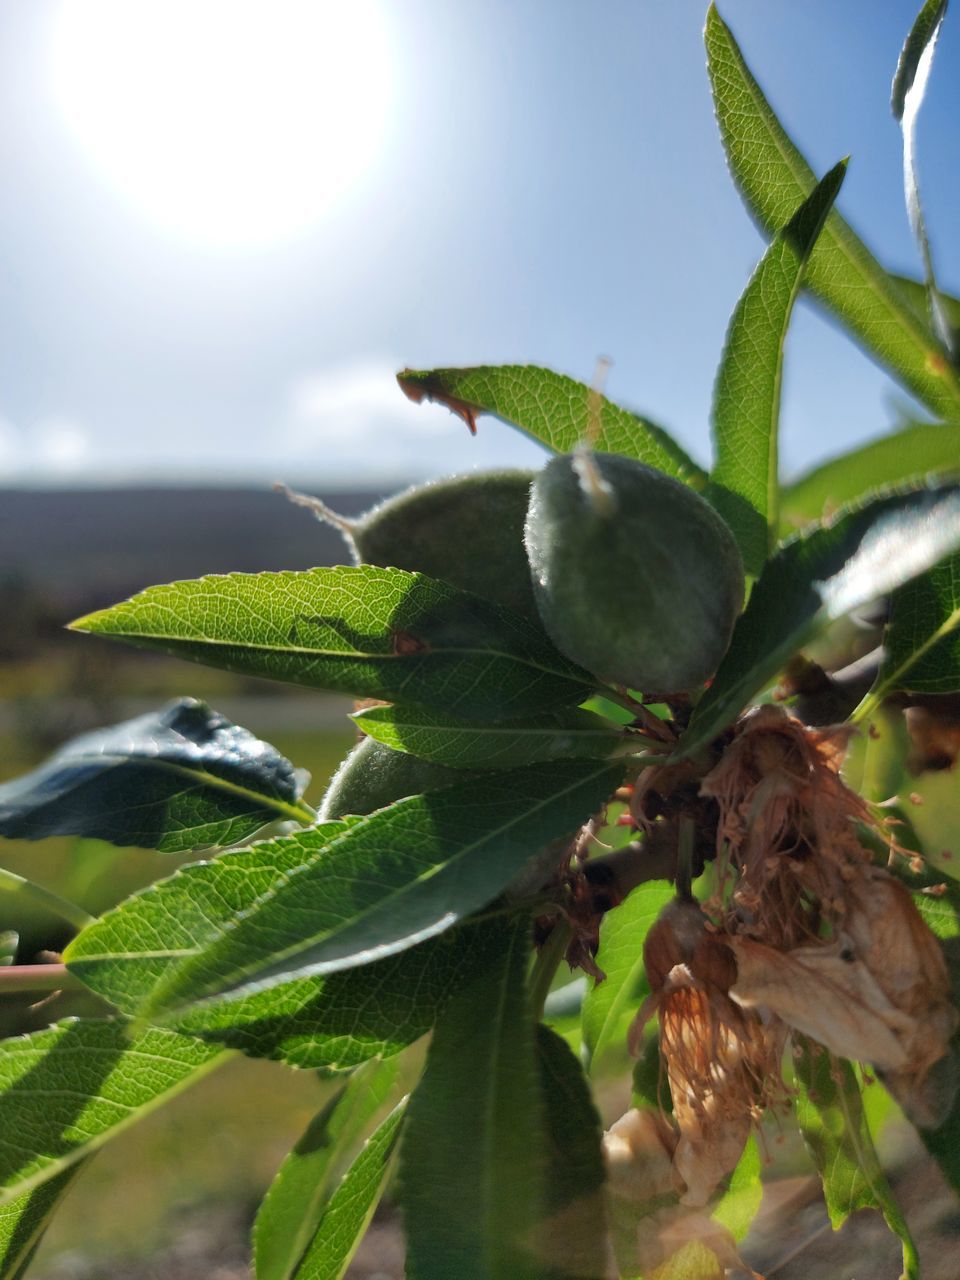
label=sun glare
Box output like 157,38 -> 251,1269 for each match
50,0 -> 392,248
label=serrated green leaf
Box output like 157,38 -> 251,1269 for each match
64,813 -> 514,1073
535,1025 -> 608,1280
0,699 -> 311,853
705,4 -> 960,418
352,703 -> 625,769
582,882 -> 674,1071
399,365 -> 706,486
177,918 -> 516,1072
399,918 -> 543,1280
0,1019 -> 226,1208
0,1164 -> 86,1280
781,422 -> 960,529
287,1099 -> 406,1280
69,759 -> 623,1021
869,552 -> 960,704
892,0 -> 954,356
64,818 -> 356,1012
254,1058 -> 402,1280
71,567 -> 594,723
681,484 -> 960,755
708,161 -> 846,574
794,1041 -> 918,1278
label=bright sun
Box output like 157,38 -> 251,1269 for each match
50,0 -> 392,248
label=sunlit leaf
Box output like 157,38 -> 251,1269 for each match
0,1165 -> 87,1280
890,273 -> 960,351
399,919 -> 543,1280
708,160 -> 846,573
682,484 -> 960,755
781,422 -> 960,529
0,1019 -> 226,1208
254,1058 -> 403,1280
892,0 -> 954,357
68,759 -> 623,1020
286,1100 -> 406,1280
71,567 -> 595,723
794,1041 -> 918,1278
711,1136 -> 762,1244
0,698 -> 311,852
582,881 -> 674,1070
869,552 -> 960,705
352,703 -> 625,769
399,365 -> 706,486
64,812 -> 515,1072
705,4 -> 960,419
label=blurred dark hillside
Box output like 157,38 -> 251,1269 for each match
0,486 -> 382,632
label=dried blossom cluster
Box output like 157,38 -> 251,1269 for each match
604,706 -> 957,1265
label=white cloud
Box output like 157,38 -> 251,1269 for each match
283,358 -> 548,485
34,417 -> 91,473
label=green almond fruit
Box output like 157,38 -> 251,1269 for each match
318,735 -> 463,820
283,470 -> 539,622
524,451 -> 744,693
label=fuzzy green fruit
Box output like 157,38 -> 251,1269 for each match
319,735 -> 462,820
524,451 -> 744,693
284,470 -> 539,622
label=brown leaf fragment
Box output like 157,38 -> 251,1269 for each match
728,935 -> 911,1071
397,370 -> 479,434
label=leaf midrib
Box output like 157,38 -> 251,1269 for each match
712,7 -> 960,407
150,760 -> 617,1011
77,626 -> 594,691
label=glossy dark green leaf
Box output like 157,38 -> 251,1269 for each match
892,0 -> 954,356
0,1164 -> 86,1280
287,1100 -> 406,1280
706,4 -> 960,419
68,759 -> 623,1020
254,1058 -> 402,1280
535,1025 -> 608,1279
708,161 -> 846,573
352,703 -> 625,769
399,365 -> 706,486
0,1019 -> 225,1208
794,1041 -> 918,1277
870,552 -> 960,705
71,567 -> 594,723
399,919 -> 544,1280
781,422 -> 960,529
682,485 -> 960,755
0,699 -> 311,852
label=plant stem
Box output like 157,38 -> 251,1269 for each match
0,964 -> 88,995
675,815 -> 695,900
529,919 -> 573,1019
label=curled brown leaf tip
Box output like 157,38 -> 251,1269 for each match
396,371 -> 480,434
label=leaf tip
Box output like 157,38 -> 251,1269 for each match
396,368 -> 479,435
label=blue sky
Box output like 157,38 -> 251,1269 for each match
0,0 -> 957,490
